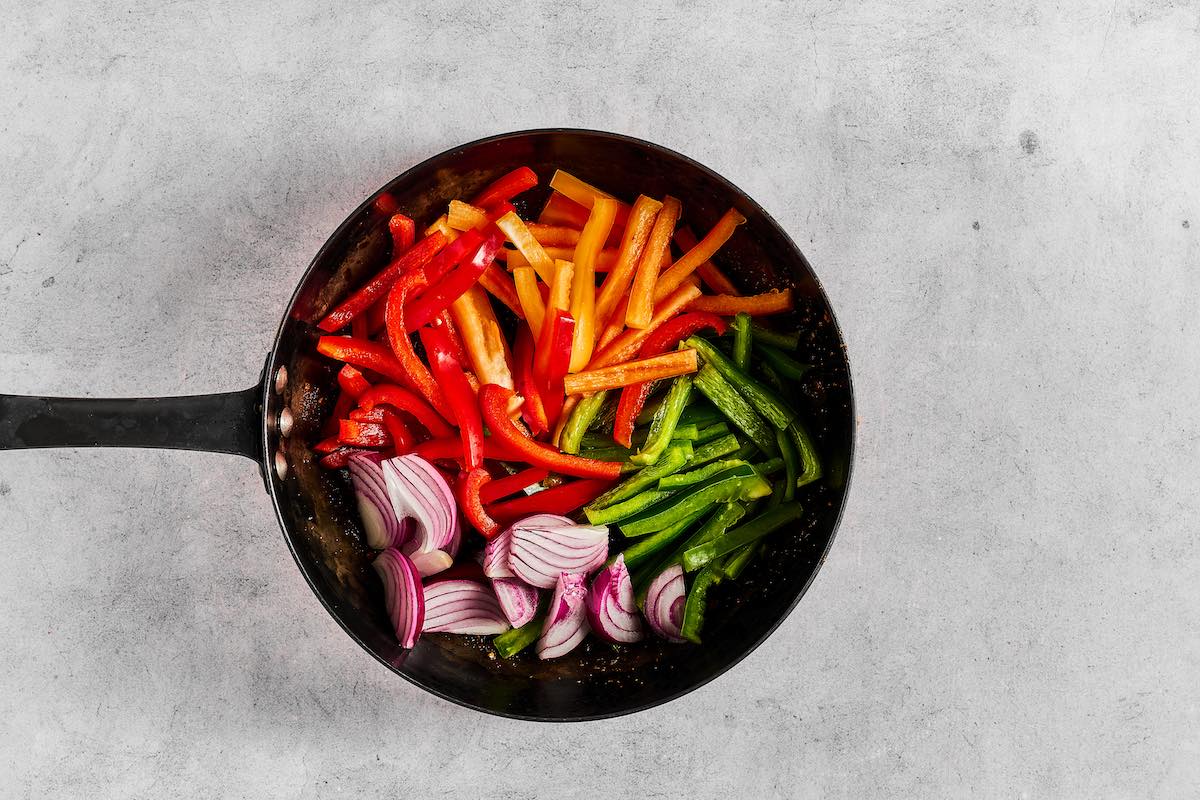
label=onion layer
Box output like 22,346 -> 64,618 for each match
644,563 -> 687,643
537,572 -> 590,659
382,454 -> 459,553
587,554 -> 644,643
484,513 -> 573,579
349,452 -> 411,549
492,578 -> 539,627
509,518 -> 609,589
373,548 -> 424,648
423,579 -> 511,635
409,549 -> 453,577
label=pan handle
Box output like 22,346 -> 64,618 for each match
0,386 -> 262,461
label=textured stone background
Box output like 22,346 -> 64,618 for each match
1,1 -> 1198,797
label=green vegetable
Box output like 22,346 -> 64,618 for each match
682,503 -> 804,572
750,323 -> 800,350
731,312 -> 752,370
758,344 -> 812,381
788,421 -> 823,487
493,615 -> 543,658
585,489 -> 676,525
694,421 -> 730,444
686,336 -> 794,431
586,446 -> 691,512
753,457 -> 785,477
693,365 -> 777,454
678,403 -> 722,428
721,542 -> 759,580
775,428 -> 799,500
690,433 -> 742,467
680,564 -> 721,643
622,502 -> 714,571
658,459 -> 749,489
759,361 -> 785,391
580,424 -> 697,450
731,441 -> 759,461
620,465 -> 771,537
632,375 -> 693,466
560,390 -> 610,454
633,502 -> 746,603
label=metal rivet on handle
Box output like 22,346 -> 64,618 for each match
274,450 -> 288,481
274,366 -> 288,394
278,407 -> 293,437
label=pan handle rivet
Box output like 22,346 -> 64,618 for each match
274,450 -> 288,481
274,366 -> 288,394
278,408 -> 294,437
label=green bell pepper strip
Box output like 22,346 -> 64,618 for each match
759,361 -> 785,391
682,502 -> 804,572
694,421 -> 730,444
658,459 -> 749,489
621,501 -> 714,572
633,502 -> 746,603
680,563 -> 721,643
788,421 -> 824,486
584,489 -> 676,525
632,375 -> 693,466
493,614 -> 543,658
678,402 -> 722,429
580,424 -> 698,451
758,343 -> 812,381
619,465 -> 771,537
753,457 -> 785,477
730,312 -> 752,370
560,390 -> 610,454
750,323 -> 800,350
693,365 -> 777,454
686,336 -> 794,431
721,542 -> 760,580
689,433 -> 742,467
775,428 -> 799,500
586,446 -> 691,512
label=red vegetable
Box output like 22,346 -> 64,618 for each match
479,385 -> 623,480
371,193 -> 399,217
411,436 -> 527,464
420,325 -> 483,468
313,435 -> 341,454
458,467 -> 500,539
357,383 -> 455,440
486,478 -> 614,525
417,228 -> 484,286
513,324 -> 549,435
337,364 -> 372,399
389,213 -> 416,254
318,446 -> 362,469
406,231 -> 504,332
478,467 -> 549,504
383,271 -> 453,421
338,419 -> 391,448
533,310 -> 576,428
373,548 -> 424,648
316,336 -> 413,390
378,408 -> 413,454
472,166 -> 538,209
317,231 -> 446,332
612,311 -> 727,447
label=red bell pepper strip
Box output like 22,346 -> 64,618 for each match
389,213 -> 415,254
458,467 -> 501,539
317,337 -> 413,390
317,231 -> 446,332
436,309 -> 472,368
478,467 -> 550,504
338,419 -> 391,448
612,312 -> 727,447
383,271 -> 454,421
320,389 -> 354,437
405,231 -> 504,331
348,407 -> 386,423
356,383 -> 456,439
420,325 -> 484,469
472,166 -> 538,209
313,435 -> 341,454
371,192 -> 399,217
534,309 -> 576,428
417,228 -> 484,286
350,314 -> 369,340
480,385 -> 622,480
337,364 -> 372,399
487,478 -> 615,525
379,408 -> 413,454
412,436 -> 527,464
319,446 -> 364,469
513,324 -> 549,435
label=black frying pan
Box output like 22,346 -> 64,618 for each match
0,129 -> 854,721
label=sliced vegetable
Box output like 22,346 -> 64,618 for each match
689,432 -> 742,467
513,324 -> 549,435
620,503 -> 713,572
680,563 -> 720,644
569,197 -> 618,370
317,336 -> 420,397
458,467 -> 500,539
694,421 -> 731,444
675,225 -> 739,295
654,208 -> 746,302
534,309 -> 576,426
587,555 -> 644,643
338,419 -> 391,448
509,517 -> 609,588
420,326 -> 483,468
690,289 -> 794,316
693,364 -> 776,454
596,194 -> 664,331
492,578 -> 540,628
643,564 -> 686,642
382,454 -> 460,553
486,478 -> 614,525
383,271 -> 453,419
512,263 -> 545,337
658,458 -> 749,489
720,542 -> 759,580
409,549 -> 454,577
494,614 -> 544,658
585,446 -> 691,512
317,231 -> 446,332
477,262 -> 525,320
750,323 -> 801,350
619,464 -> 770,537
564,349 -> 698,396
448,284 -> 514,390
730,312 -> 752,370
775,428 -> 799,501
758,343 -> 812,381
373,548 -> 424,648
348,452 -> 410,549
585,489 -> 676,526
537,572 -> 590,659
559,390 -> 609,455
472,166 -> 538,209
632,374 -> 692,466
478,467 -> 549,504
626,196 -> 681,329
789,421 -> 824,487
588,282 -> 703,370
682,503 -> 804,572
423,580 -> 510,634
356,383 -> 455,439
496,210 -> 554,282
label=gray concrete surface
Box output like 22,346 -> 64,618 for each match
1,1 -> 1197,797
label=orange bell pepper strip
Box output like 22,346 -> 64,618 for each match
317,231 -> 446,332
595,194 -> 663,332
527,224 -> 581,247
653,208 -> 747,303
495,210 -> 554,283
562,349 -> 698,395
689,288 -> 794,316
502,246 -> 618,271
548,169 -> 631,228
511,261 -> 545,338
546,258 -> 573,314
587,282 -> 703,369
447,200 -> 490,232
625,196 -> 681,329
477,262 -> 525,320
538,191 -> 591,227
383,271 -> 454,421
477,467 -> 550,504
569,197 -> 619,372
448,284 -> 515,390
675,225 -> 738,295
479,385 -> 623,480
357,383 -> 456,439
471,166 -> 538,209
424,214 -> 459,241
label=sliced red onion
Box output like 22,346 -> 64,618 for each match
409,549 -> 453,577
492,578 -> 539,627
509,519 -> 609,589
537,572 -> 590,659
587,555 -> 644,644
382,454 -> 459,553
349,452 -> 411,549
484,514 -> 573,579
423,579 -> 510,635
644,563 -> 687,643
373,548 -> 424,648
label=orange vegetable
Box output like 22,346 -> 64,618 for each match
676,225 -> 739,295
447,200 -> 490,231
538,191 -> 591,227
689,288 -> 794,316
625,196 -> 681,329
502,246 -> 618,271
563,349 -> 698,395
527,224 -> 581,247
448,285 -> 514,390
547,258 -> 573,314
476,262 -> 525,320
569,197 -> 619,372
587,282 -> 702,369
654,208 -> 746,303
495,210 -> 554,283
424,214 -> 460,241
595,194 -> 663,333
548,170 -> 631,228
512,264 -> 545,338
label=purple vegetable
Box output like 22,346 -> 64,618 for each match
644,564 -> 687,643
409,549 -> 453,577
382,454 -> 459,553
509,518 -> 609,589
587,555 -> 644,643
373,548 -> 424,648
348,452 -> 410,549
537,572 -> 589,659
423,579 -> 510,635
492,578 -> 539,627
483,513 -> 573,579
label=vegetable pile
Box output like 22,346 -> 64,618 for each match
313,167 -> 822,658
